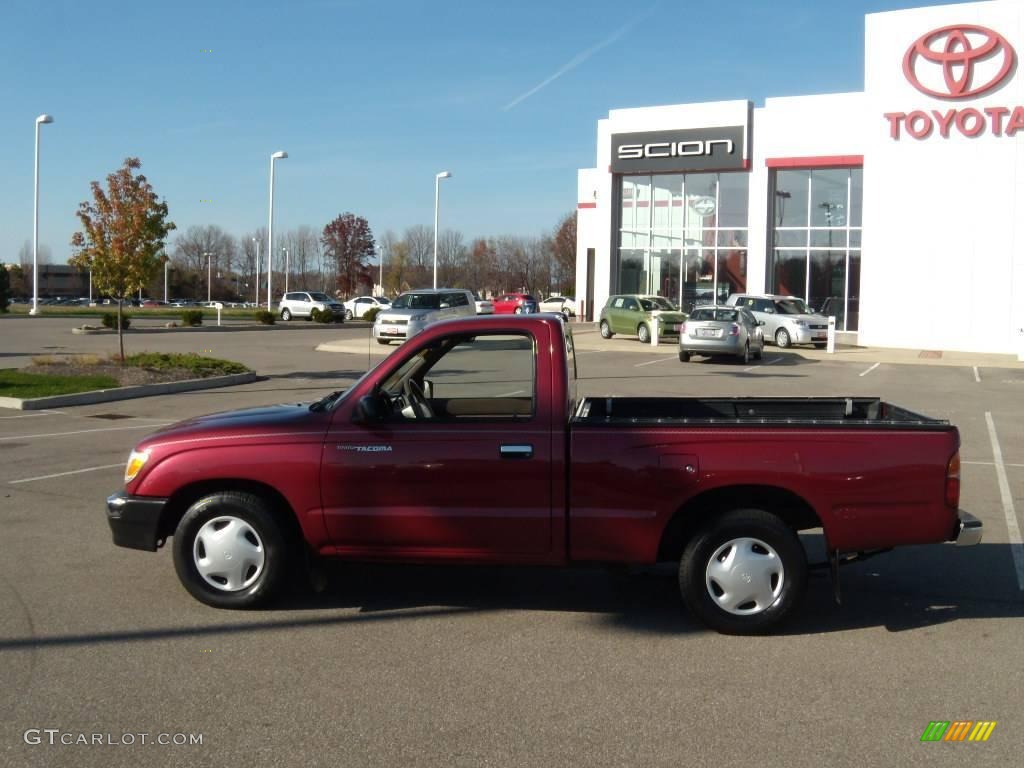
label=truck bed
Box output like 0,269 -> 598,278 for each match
573,396 -> 950,429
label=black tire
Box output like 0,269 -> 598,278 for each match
172,491 -> 292,609
754,344 -> 763,360
741,342 -> 751,364
561,308 -> 570,320
637,323 -> 651,344
775,328 -> 791,348
514,306 -> 524,314
599,320 -> 613,339
678,350 -> 691,362
679,509 -> 807,635
345,309 -> 354,321
814,342 -> 827,349
281,308 -> 292,321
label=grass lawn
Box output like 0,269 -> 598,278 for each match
0,370 -> 120,399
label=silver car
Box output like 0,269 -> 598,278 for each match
373,288 -> 476,345
679,305 -> 764,363
726,293 -> 829,349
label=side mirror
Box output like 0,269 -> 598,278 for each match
352,394 -> 381,424
758,320 -> 766,326
439,302 -> 451,309
423,379 -> 434,399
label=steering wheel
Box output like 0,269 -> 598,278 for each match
402,377 -> 434,419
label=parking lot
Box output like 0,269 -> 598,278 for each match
1,315 -> 1023,767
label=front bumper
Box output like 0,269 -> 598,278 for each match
952,509 -> 983,547
106,491 -> 168,551
788,325 -> 828,344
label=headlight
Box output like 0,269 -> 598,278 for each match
793,320 -> 808,327
124,449 -> 150,484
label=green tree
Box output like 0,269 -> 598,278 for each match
69,158 -> 175,360
0,264 -> 10,312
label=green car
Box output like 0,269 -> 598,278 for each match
598,295 -> 688,343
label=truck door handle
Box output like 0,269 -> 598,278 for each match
500,444 -> 533,459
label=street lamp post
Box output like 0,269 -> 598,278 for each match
253,238 -> 260,307
267,151 -> 288,309
282,247 -> 290,294
378,246 -> 383,297
164,259 -> 169,303
204,251 -> 213,303
433,171 -> 451,290
30,114 -> 54,316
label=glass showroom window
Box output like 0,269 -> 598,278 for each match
618,172 -> 748,312
770,168 -> 862,331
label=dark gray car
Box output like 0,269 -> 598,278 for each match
679,305 -> 764,364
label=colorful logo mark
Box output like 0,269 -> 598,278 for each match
920,720 -> 997,742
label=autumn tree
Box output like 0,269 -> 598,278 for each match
552,211 -> 577,294
322,213 -> 376,298
69,157 -> 175,360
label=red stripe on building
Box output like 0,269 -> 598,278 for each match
766,155 -> 864,169
577,202 -> 597,209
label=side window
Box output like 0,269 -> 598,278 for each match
623,298 -> 638,311
612,297 -> 625,308
420,334 -> 535,421
454,292 -> 470,307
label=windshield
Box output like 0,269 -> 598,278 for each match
309,292 -> 332,302
640,297 -> 677,311
392,293 -> 440,310
775,298 -> 810,315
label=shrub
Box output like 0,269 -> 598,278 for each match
255,310 -> 275,325
363,307 -> 382,323
181,309 -> 204,327
124,352 -> 250,376
101,312 -> 130,330
311,307 -> 341,323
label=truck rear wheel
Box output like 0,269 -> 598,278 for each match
172,491 -> 291,609
679,509 -> 807,634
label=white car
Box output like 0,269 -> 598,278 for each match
539,295 -> 577,318
473,293 -> 494,314
279,291 -> 346,321
342,295 -> 391,321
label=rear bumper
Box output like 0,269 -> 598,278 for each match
106,491 -> 168,551
952,509 -> 983,547
680,335 -> 743,354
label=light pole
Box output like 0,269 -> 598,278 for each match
253,237 -> 260,307
282,247 -> 289,294
267,151 -> 288,308
433,171 -> 451,289
163,259 -> 169,303
203,251 -> 213,303
30,114 -> 54,316
378,246 -> 383,297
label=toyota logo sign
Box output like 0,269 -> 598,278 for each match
903,24 -> 1016,99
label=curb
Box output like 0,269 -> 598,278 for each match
0,372 -> 258,411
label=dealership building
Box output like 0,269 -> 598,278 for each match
575,0 -> 1024,354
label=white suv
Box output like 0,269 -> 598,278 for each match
373,289 -> 476,344
279,291 -> 346,321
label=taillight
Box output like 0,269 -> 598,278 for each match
945,452 -> 960,508
680,322 -> 687,334
729,324 -> 740,336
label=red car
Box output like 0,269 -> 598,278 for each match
492,293 -> 538,314
106,316 -> 980,634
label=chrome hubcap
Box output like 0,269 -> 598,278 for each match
705,537 -> 784,615
193,516 -> 265,592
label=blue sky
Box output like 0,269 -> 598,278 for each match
0,0 -> 921,263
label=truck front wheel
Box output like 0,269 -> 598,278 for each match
172,491 -> 291,609
678,509 -> 807,634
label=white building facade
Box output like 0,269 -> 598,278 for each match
576,0 -> 1024,354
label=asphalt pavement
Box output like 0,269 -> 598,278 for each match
1,314 -> 1022,767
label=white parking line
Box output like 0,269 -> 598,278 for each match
985,412 -> 1024,591
963,460 -> 1024,469
859,362 -> 880,377
972,366 -> 981,383
742,356 -> 783,372
0,410 -> 64,420
10,463 -> 125,485
0,423 -> 173,442
494,390 -> 525,397
634,357 -> 674,368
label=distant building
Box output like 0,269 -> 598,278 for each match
2,263 -> 88,298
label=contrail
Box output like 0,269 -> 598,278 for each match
502,3 -> 660,111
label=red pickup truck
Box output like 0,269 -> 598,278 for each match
106,315 -> 981,634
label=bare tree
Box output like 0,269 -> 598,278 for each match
551,211 -> 577,294
172,225 -> 235,300
437,229 -> 466,288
